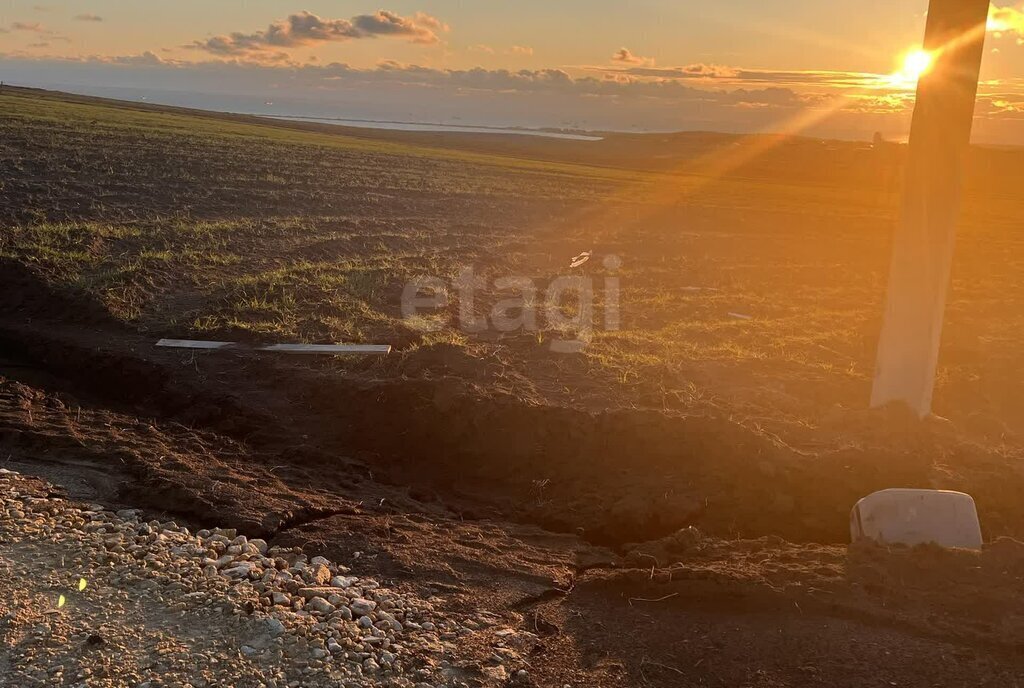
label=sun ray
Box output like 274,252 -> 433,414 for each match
530,11 -> 993,263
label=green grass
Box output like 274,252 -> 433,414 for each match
0,91 -> 646,185
4,88 -> 1024,435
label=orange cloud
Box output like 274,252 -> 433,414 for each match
612,48 -> 654,67
989,5 -> 1024,38
8,20 -> 68,41
12,21 -> 48,32
190,10 -> 448,59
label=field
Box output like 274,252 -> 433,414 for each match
4,86 -> 1024,685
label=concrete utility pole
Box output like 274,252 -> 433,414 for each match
871,0 -> 990,417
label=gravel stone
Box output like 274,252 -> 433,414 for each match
0,472 -> 470,688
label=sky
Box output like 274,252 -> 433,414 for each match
2,1 -> 1024,142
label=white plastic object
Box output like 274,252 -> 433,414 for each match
850,488 -> 982,550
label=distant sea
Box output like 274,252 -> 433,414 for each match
258,114 -> 604,141
18,83 -> 604,142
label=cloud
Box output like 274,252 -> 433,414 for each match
74,13 -> 103,22
12,21 -> 48,32
190,10 -> 447,59
0,50 -> 966,141
24,50 -> 165,66
12,49 -> 1024,141
612,48 -> 654,67
107,51 -> 164,66
407,12 -> 450,34
7,20 -> 69,40
472,45 -> 532,57
0,49 -> 820,111
977,95 -> 1024,115
302,60 -> 823,109
597,62 -> 882,90
0,44 -> 903,112
989,5 -> 1024,34
350,10 -> 443,41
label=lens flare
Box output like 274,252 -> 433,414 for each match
887,48 -> 935,89
903,49 -> 934,79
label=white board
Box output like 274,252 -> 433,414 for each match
156,339 -> 237,350
259,343 -> 392,355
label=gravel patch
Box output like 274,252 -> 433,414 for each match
0,469 -> 533,687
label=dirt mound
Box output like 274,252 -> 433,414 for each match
0,260 -> 119,327
0,270 -> 794,545
4,258 -> 1024,553
617,532 -> 1024,650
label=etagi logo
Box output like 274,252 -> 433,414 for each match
401,254 -> 621,353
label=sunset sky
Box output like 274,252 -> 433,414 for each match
3,1 -> 1024,142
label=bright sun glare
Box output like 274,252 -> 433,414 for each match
903,49 -> 934,79
889,48 -> 935,88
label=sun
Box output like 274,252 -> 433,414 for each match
902,49 -> 934,80
887,48 -> 935,88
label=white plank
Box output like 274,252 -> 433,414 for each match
258,344 -> 391,355
156,339 -> 236,350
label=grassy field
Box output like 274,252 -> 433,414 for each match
3,87 -> 1024,442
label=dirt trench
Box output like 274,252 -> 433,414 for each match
0,260 -> 1013,548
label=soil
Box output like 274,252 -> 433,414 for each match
3,251 -> 1024,686
4,87 -> 1024,685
